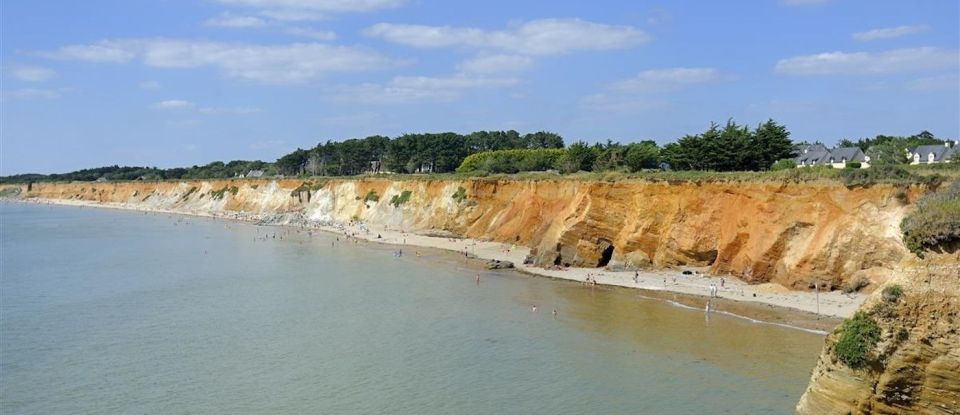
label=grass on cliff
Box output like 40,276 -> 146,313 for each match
901,181 -> 960,257
833,311 -> 882,369
389,190 -> 412,207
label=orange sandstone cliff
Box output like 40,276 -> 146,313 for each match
5,178 -> 921,290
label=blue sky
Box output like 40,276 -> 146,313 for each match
2,0 -> 958,174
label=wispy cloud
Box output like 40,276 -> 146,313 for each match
853,24 -> 929,41
152,99 -> 195,110
6,64 -> 56,82
610,67 -> 731,92
579,67 -> 730,114
204,12 -> 266,28
458,54 -> 533,74
775,47 -> 959,75
139,80 -> 161,90
364,18 -> 650,56
333,74 -> 517,104
904,73 -> 959,92
37,39 -> 397,84
152,99 -> 260,114
1,88 -> 66,100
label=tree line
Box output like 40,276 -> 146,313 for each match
2,121 -> 952,184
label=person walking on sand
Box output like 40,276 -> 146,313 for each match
720,277 -> 725,288
634,270 -> 639,283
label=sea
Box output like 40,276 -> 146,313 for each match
0,202 -> 824,414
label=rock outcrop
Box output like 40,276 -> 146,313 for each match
796,251 -> 960,414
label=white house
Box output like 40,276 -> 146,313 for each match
908,142 -> 957,165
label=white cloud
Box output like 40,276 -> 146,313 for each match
204,13 -> 266,28
904,73 -> 959,92
152,99 -> 195,109
139,80 -> 161,89
364,18 -> 650,56
7,64 -> 56,82
853,25 -> 929,41
610,67 -> 730,92
458,54 -> 533,74
152,99 -> 260,114
38,39 -> 396,83
197,106 -> 261,114
334,74 -> 517,104
285,27 -> 337,40
1,88 -> 64,100
775,47 -> 959,75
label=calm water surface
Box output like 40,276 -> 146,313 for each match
0,203 -> 824,414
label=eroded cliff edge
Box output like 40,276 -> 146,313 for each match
795,251 -> 959,415
6,178 -> 919,290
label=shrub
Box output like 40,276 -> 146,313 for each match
770,159 -> 797,171
364,190 -> 379,203
452,186 -> 467,204
881,285 -> 903,302
901,181 -> 960,257
833,311 -> 882,369
845,162 -> 862,169
457,148 -> 566,174
839,165 -> 912,187
390,190 -> 412,207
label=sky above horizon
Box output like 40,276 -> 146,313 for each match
2,0 -> 958,175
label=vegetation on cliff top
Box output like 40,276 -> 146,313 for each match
2,125 -> 953,186
901,181 -> 960,257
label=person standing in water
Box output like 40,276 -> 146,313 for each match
552,308 -> 557,318
532,305 -> 538,312
475,274 -> 480,285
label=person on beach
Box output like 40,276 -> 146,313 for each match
720,277 -> 725,288
633,270 -> 639,283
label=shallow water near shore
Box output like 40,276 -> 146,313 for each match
1,203 -> 824,414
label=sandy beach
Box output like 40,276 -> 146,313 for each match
10,197 -> 865,330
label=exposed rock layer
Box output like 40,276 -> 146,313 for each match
796,252 -> 960,415
6,178 -> 919,289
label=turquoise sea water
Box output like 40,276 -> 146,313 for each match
0,203 -> 823,414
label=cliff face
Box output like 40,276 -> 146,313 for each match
796,251 -> 960,415
6,177 -> 957,413
7,178 -> 918,289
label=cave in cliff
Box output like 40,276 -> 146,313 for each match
597,239 -> 614,267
